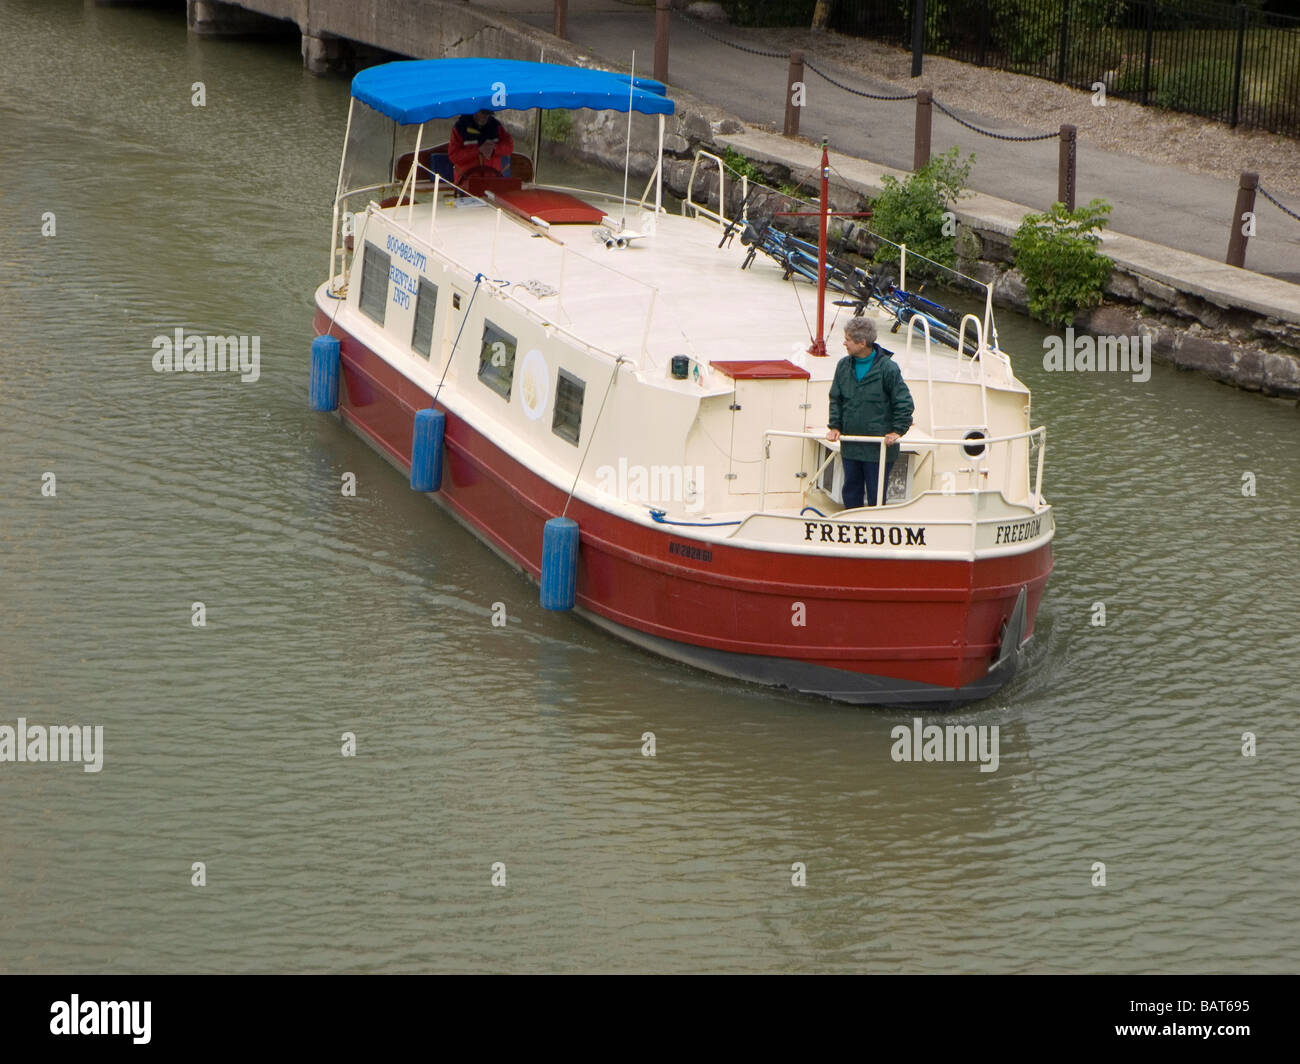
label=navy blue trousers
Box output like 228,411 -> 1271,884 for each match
842,458 -> 892,509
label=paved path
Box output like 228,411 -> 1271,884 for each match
477,2 -> 1300,285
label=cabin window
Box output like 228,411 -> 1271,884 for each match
477,322 -> 517,400
359,242 -> 390,325
411,279 -> 438,358
552,370 -> 585,445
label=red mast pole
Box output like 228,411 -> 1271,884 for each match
808,139 -> 830,357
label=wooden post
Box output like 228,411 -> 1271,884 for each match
784,49 -> 805,138
914,88 -> 932,170
1057,123 -> 1077,211
553,0 -> 567,40
1226,171 -> 1258,267
654,0 -> 670,84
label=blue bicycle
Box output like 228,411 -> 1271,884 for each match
728,216 -> 979,357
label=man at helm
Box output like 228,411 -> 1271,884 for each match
448,109 -> 515,185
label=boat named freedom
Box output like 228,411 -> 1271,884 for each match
309,57 -> 1054,705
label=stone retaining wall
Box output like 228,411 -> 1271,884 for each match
957,225 -> 1300,397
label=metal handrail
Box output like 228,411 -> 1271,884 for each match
685,151 -> 748,229
905,314 -> 937,433
758,427 -> 1046,512
904,311 -> 994,455
957,312 -> 990,431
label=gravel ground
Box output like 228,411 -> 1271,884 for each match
747,26 -> 1300,202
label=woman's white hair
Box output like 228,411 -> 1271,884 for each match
844,317 -> 878,345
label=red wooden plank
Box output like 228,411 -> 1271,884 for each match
492,188 -> 606,224
710,359 -> 811,380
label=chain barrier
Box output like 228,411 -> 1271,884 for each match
671,15 -> 1057,139
803,59 -> 918,102
931,98 -> 1060,141
671,11 -> 790,59
1257,185 -> 1300,224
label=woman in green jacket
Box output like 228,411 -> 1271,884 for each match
826,317 -> 915,508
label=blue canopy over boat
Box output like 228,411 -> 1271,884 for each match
351,58 -> 675,125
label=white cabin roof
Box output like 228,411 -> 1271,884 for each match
376,189 -> 1020,395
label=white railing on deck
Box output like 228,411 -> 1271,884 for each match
904,312 -> 993,437
684,151 -> 748,229
758,427 -> 1046,513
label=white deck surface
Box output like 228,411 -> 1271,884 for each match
377,187 -> 1017,393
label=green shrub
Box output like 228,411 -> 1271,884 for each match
540,110 -> 571,143
1154,57 -> 1235,118
989,0 -> 1126,70
1010,199 -> 1114,327
1112,60 -> 1150,97
720,0 -> 816,28
1067,26 -> 1124,81
869,147 -> 974,276
722,146 -> 762,182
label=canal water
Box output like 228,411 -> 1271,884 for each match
1,0 -> 1297,974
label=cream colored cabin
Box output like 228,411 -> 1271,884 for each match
319,150 -> 1050,563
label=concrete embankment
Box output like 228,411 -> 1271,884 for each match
147,0 -> 1300,398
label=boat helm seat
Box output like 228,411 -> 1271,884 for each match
396,143 -> 535,191
395,147 -> 454,185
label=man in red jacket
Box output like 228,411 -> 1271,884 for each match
448,110 -> 514,185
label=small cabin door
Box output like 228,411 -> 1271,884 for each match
728,378 -> 809,496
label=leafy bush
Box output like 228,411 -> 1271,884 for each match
720,0 -> 816,28
989,0 -> 1126,70
540,110 -> 571,143
868,147 -> 974,275
722,146 -> 762,182
1154,57 -> 1235,118
988,0 -> 1062,67
1067,25 -> 1125,82
1112,58 -> 1154,98
1010,199 -> 1114,327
